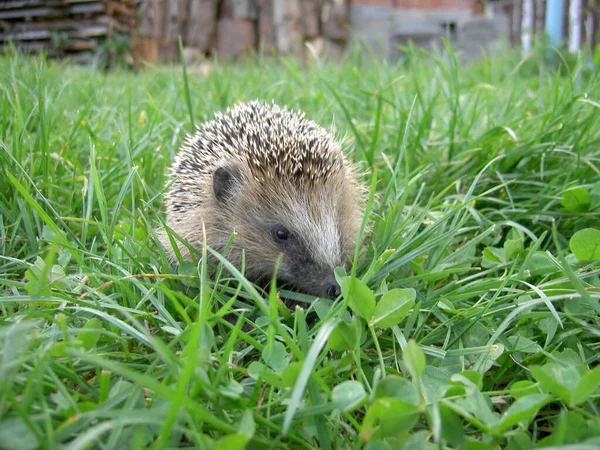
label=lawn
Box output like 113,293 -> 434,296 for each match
0,45 -> 599,449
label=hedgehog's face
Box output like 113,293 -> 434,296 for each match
212,164 -> 361,299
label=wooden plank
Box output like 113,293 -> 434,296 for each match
0,24 -> 107,41
0,1 -> 47,10
71,24 -> 108,37
0,7 -> 56,19
69,3 -> 105,15
0,0 -> 50,10
0,38 -> 96,51
68,39 -> 97,50
0,43 -> 62,58
10,18 -> 91,30
0,41 -> 50,51
8,17 -> 118,30
64,0 -> 104,4
0,29 -> 52,40
0,0 -> 137,62
0,3 -> 105,20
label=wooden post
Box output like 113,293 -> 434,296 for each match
300,0 -> 320,38
512,0 -> 522,44
568,0 -> 582,52
257,0 -> 276,53
535,0 -> 546,38
134,0 -> 163,65
165,1 -> 181,41
273,0 -> 303,55
186,0 -> 218,52
586,0 -> 595,49
522,0 -> 534,55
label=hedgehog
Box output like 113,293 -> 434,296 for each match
159,101 -> 363,299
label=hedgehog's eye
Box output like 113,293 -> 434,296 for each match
273,225 -> 290,242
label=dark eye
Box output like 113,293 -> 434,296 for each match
274,225 -> 290,242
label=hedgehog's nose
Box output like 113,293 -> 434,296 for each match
325,280 -> 341,299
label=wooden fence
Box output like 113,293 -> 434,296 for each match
133,0 -> 350,65
0,1 -> 598,65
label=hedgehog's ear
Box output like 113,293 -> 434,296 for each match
213,165 -> 243,204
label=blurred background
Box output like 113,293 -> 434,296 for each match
0,0 -> 597,67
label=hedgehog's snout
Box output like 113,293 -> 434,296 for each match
278,261 -> 342,299
324,278 -> 341,299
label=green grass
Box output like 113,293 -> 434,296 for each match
1,44 -> 599,449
